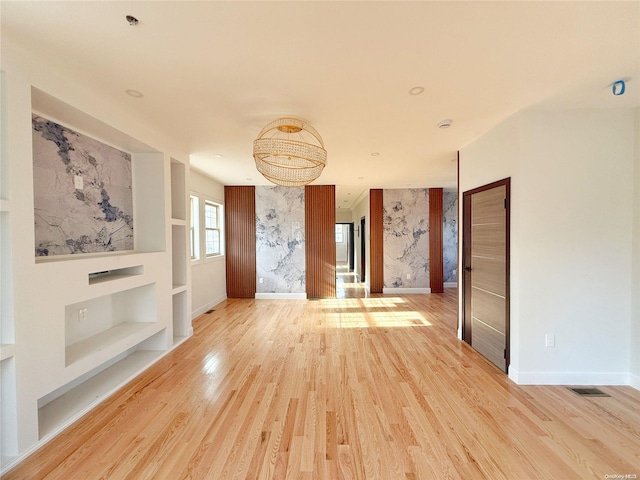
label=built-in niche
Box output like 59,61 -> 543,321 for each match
32,114 -> 134,256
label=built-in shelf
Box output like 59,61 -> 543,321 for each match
1,356 -> 18,460
170,160 -> 186,222
65,283 -> 157,366
0,344 -> 16,361
172,284 -> 188,294
172,225 -> 187,287
65,322 -> 156,366
88,265 -> 144,285
172,290 -> 189,343
38,348 -> 165,440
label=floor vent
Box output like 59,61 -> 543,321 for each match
568,387 -> 610,397
205,309 -> 215,314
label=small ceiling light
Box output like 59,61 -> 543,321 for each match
212,154 -> 223,158
357,176 -> 364,180
126,15 -> 139,26
409,86 -> 425,96
371,152 -> 380,156
125,89 -> 144,98
437,119 -> 453,129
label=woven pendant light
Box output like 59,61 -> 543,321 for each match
253,117 -> 327,187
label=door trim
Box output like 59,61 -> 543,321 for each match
462,177 -> 511,372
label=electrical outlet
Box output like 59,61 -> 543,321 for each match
78,307 -> 88,323
259,278 -> 263,284
545,334 -> 555,348
406,273 -> 411,280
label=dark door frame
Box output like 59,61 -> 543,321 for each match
335,222 -> 355,272
462,177 -> 511,372
360,216 -> 366,283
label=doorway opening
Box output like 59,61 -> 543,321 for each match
336,222 -> 364,298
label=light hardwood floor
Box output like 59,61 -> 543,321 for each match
3,289 -> 640,479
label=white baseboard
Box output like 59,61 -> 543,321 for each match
630,373 -> 640,390
255,292 -> 307,300
382,287 -> 431,294
509,367 -> 632,386
192,295 -> 226,319
444,282 -> 458,288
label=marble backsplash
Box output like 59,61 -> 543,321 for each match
383,188 -> 430,289
443,191 -> 458,283
255,186 -> 305,294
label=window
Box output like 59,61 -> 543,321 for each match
190,195 -> 200,260
205,200 -> 222,257
335,224 -> 344,243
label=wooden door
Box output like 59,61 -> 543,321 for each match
462,179 -> 510,372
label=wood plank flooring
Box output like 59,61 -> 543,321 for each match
4,289 -> 640,479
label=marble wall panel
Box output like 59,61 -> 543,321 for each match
443,191 -> 459,283
383,188 -> 429,288
32,115 -> 133,256
255,186 -> 305,293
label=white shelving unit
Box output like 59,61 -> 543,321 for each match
170,158 -> 191,346
0,68 -> 18,466
38,335 -> 166,439
0,71 -> 192,474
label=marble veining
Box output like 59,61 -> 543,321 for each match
383,188 -> 429,288
255,186 -> 305,293
32,115 -> 133,256
443,191 -> 459,283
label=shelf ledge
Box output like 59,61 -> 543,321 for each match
0,344 -> 16,361
65,322 -> 155,366
39,350 -> 165,440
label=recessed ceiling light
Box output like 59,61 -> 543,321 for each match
125,89 -> 144,98
357,177 -> 364,180
246,177 -> 253,181
126,15 -> 139,26
409,86 -> 425,96
212,154 -> 223,158
371,152 -> 380,156
437,119 -> 453,129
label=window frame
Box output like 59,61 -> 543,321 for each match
190,194 -> 201,263
204,199 -> 223,258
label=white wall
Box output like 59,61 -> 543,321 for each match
336,210 -> 352,223
460,108 -> 636,386
632,106 -> 640,388
190,170 -> 226,317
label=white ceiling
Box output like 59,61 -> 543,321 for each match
2,1 -> 639,210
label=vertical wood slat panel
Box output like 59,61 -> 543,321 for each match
429,188 -> 444,293
369,189 -> 384,294
224,186 -> 256,298
305,185 -> 336,298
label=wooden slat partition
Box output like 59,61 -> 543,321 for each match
369,189 -> 384,293
305,185 -> 336,298
224,186 -> 256,298
429,188 -> 444,293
